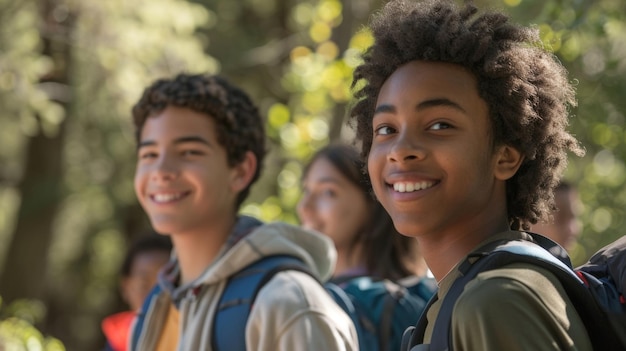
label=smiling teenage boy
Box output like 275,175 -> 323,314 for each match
350,0 -> 589,350
130,73 -> 357,351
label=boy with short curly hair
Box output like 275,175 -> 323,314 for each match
350,0 -> 589,349
130,73 -> 357,350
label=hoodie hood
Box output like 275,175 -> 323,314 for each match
160,216 -> 337,302
205,220 -> 337,283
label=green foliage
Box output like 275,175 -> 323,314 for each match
495,0 -> 626,264
0,0 -> 625,348
1,0 -> 220,348
241,0 -> 376,223
0,297 -> 65,351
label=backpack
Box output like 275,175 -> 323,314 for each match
327,275 -> 436,351
129,256 -> 307,351
213,254 -> 436,351
401,233 -> 626,351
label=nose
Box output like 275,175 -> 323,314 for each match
387,130 -> 426,163
150,153 -> 179,182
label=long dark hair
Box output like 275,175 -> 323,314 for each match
303,143 -> 418,280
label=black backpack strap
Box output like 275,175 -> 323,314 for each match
427,255 -> 485,351
400,293 -> 438,351
212,255 -> 315,351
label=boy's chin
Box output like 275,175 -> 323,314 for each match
148,216 -> 185,236
389,216 -> 424,238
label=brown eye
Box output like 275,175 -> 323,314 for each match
139,151 -> 158,159
181,150 -> 204,156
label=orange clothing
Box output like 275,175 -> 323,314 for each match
155,304 -> 179,351
102,311 -> 136,351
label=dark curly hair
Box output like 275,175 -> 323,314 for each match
303,144 -> 420,280
121,231 -> 172,278
132,73 -> 266,208
350,0 -> 584,230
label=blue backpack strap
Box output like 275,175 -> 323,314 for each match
212,255 -> 314,351
426,236 -> 624,351
130,283 -> 162,351
325,282 -> 376,351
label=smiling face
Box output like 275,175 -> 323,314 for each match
134,106 -> 245,237
297,157 -> 370,251
369,61 -> 520,240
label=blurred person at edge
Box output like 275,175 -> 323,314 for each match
533,181 -> 583,252
101,232 -> 172,351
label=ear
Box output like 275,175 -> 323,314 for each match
230,151 -> 258,192
494,145 -> 524,181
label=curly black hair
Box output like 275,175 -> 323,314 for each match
350,0 -> 584,230
132,73 -> 266,208
302,144 -> 421,280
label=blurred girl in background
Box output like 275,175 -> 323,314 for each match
297,143 -> 428,283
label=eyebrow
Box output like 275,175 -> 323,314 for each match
374,98 -> 466,115
303,176 -> 342,187
316,177 -> 341,185
137,135 -> 212,149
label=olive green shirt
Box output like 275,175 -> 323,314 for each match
424,231 -> 592,351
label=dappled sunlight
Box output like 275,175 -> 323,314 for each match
1,0 -> 626,348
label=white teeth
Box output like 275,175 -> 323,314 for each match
393,181 -> 434,193
153,193 -> 184,203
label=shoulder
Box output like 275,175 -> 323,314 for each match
456,263 -> 568,316
247,271 -> 358,350
451,263 -> 592,351
241,223 -> 337,282
254,270 -> 338,313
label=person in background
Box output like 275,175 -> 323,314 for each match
297,143 -> 428,282
532,181 -> 583,252
102,232 -> 172,351
129,73 -> 357,350
297,143 -> 435,351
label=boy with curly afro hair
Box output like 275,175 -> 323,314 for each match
350,0 -> 591,349
129,73 -> 357,350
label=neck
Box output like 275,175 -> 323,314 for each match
419,219 -> 511,282
334,244 -> 366,277
172,217 -> 236,285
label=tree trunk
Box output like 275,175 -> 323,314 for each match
0,0 -> 73,304
328,0 -> 378,143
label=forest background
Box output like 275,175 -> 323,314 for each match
0,0 -> 625,349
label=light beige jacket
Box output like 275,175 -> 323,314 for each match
131,218 -> 358,351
